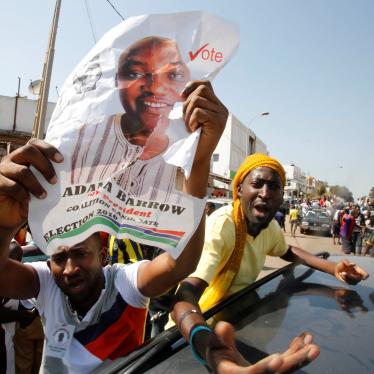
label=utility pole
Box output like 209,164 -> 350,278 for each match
12,77 -> 21,131
32,0 -> 62,139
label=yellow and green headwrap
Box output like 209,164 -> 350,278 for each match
199,153 -> 285,311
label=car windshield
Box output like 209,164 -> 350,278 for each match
306,211 -> 317,219
305,210 -> 329,220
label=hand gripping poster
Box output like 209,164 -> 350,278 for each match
29,11 -> 239,257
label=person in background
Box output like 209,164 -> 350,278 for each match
340,207 -> 355,254
13,301 -> 44,374
362,213 -> 374,256
205,201 -> 216,216
311,199 -> 320,209
107,236 -> 144,265
300,198 -> 309,216
289,204 -> 300,238
274,209 -> 286,232
351,206 -> 365,255
325,198 -> 332,209
362,230 -> 374,256
0,245 -> 39,374
8,227 -> 46,374
332,206 -> 343,245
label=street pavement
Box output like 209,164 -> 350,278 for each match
259,217 -> 345,279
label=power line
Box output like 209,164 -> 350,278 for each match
104,0 -> 125,21
83,0 -> 97,43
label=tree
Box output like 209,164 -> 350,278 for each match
316,180 -> 327,197
369,186 -> 374,199
330,185 -> 354,202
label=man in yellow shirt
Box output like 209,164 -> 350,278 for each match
289,205 -> 300,238
170,153 -> 369,372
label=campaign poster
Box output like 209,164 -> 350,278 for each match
29,11 -> 239,257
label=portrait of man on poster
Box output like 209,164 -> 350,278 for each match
71,36 -> 191,202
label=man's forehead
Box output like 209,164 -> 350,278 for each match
54,243 -> 84,254
246,167 -> 282,181
120,39 -> 181,64
54,235 -> 98,254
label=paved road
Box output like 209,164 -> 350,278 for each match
259,218 -> 345,279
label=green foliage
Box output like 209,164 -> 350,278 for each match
316,181 -> 327,197
369,186 -> 374,198
330,185 -> 354,202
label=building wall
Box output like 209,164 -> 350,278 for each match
211,113 -> 233,179
254,136 -> 267,155
0,95 -> 56,155
211,113 -> 268,179
283,164 -> 308,199
0,95 -> 56,134
283,164 -> 302,181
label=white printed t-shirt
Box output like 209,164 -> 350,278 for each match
29,261 -> 148,374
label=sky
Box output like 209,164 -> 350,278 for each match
1,0 -> 373,198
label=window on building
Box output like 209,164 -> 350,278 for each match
248,136 -> 255,155
212,153 -> 219,162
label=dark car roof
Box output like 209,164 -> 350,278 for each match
99,255 -> 374,373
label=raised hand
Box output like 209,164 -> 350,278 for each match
182,80 -> 228,163
335,259 -> 369,285
0,139 -> 63,232
207,321 -> 320,373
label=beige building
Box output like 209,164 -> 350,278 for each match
209,113 -> 268,197
283,163 -> 307,200
0,95 -> 56,156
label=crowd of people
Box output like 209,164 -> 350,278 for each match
334,202 -> 374,256
0,53 -> 371,372
274,196 -> 374,256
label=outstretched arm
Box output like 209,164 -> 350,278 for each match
137,81 -> 227,297
281,246 -> 369,285
0,139 -> 64,300
170,279 -> 319,373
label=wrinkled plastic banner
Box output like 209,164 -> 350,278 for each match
29,11 -> 239,257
